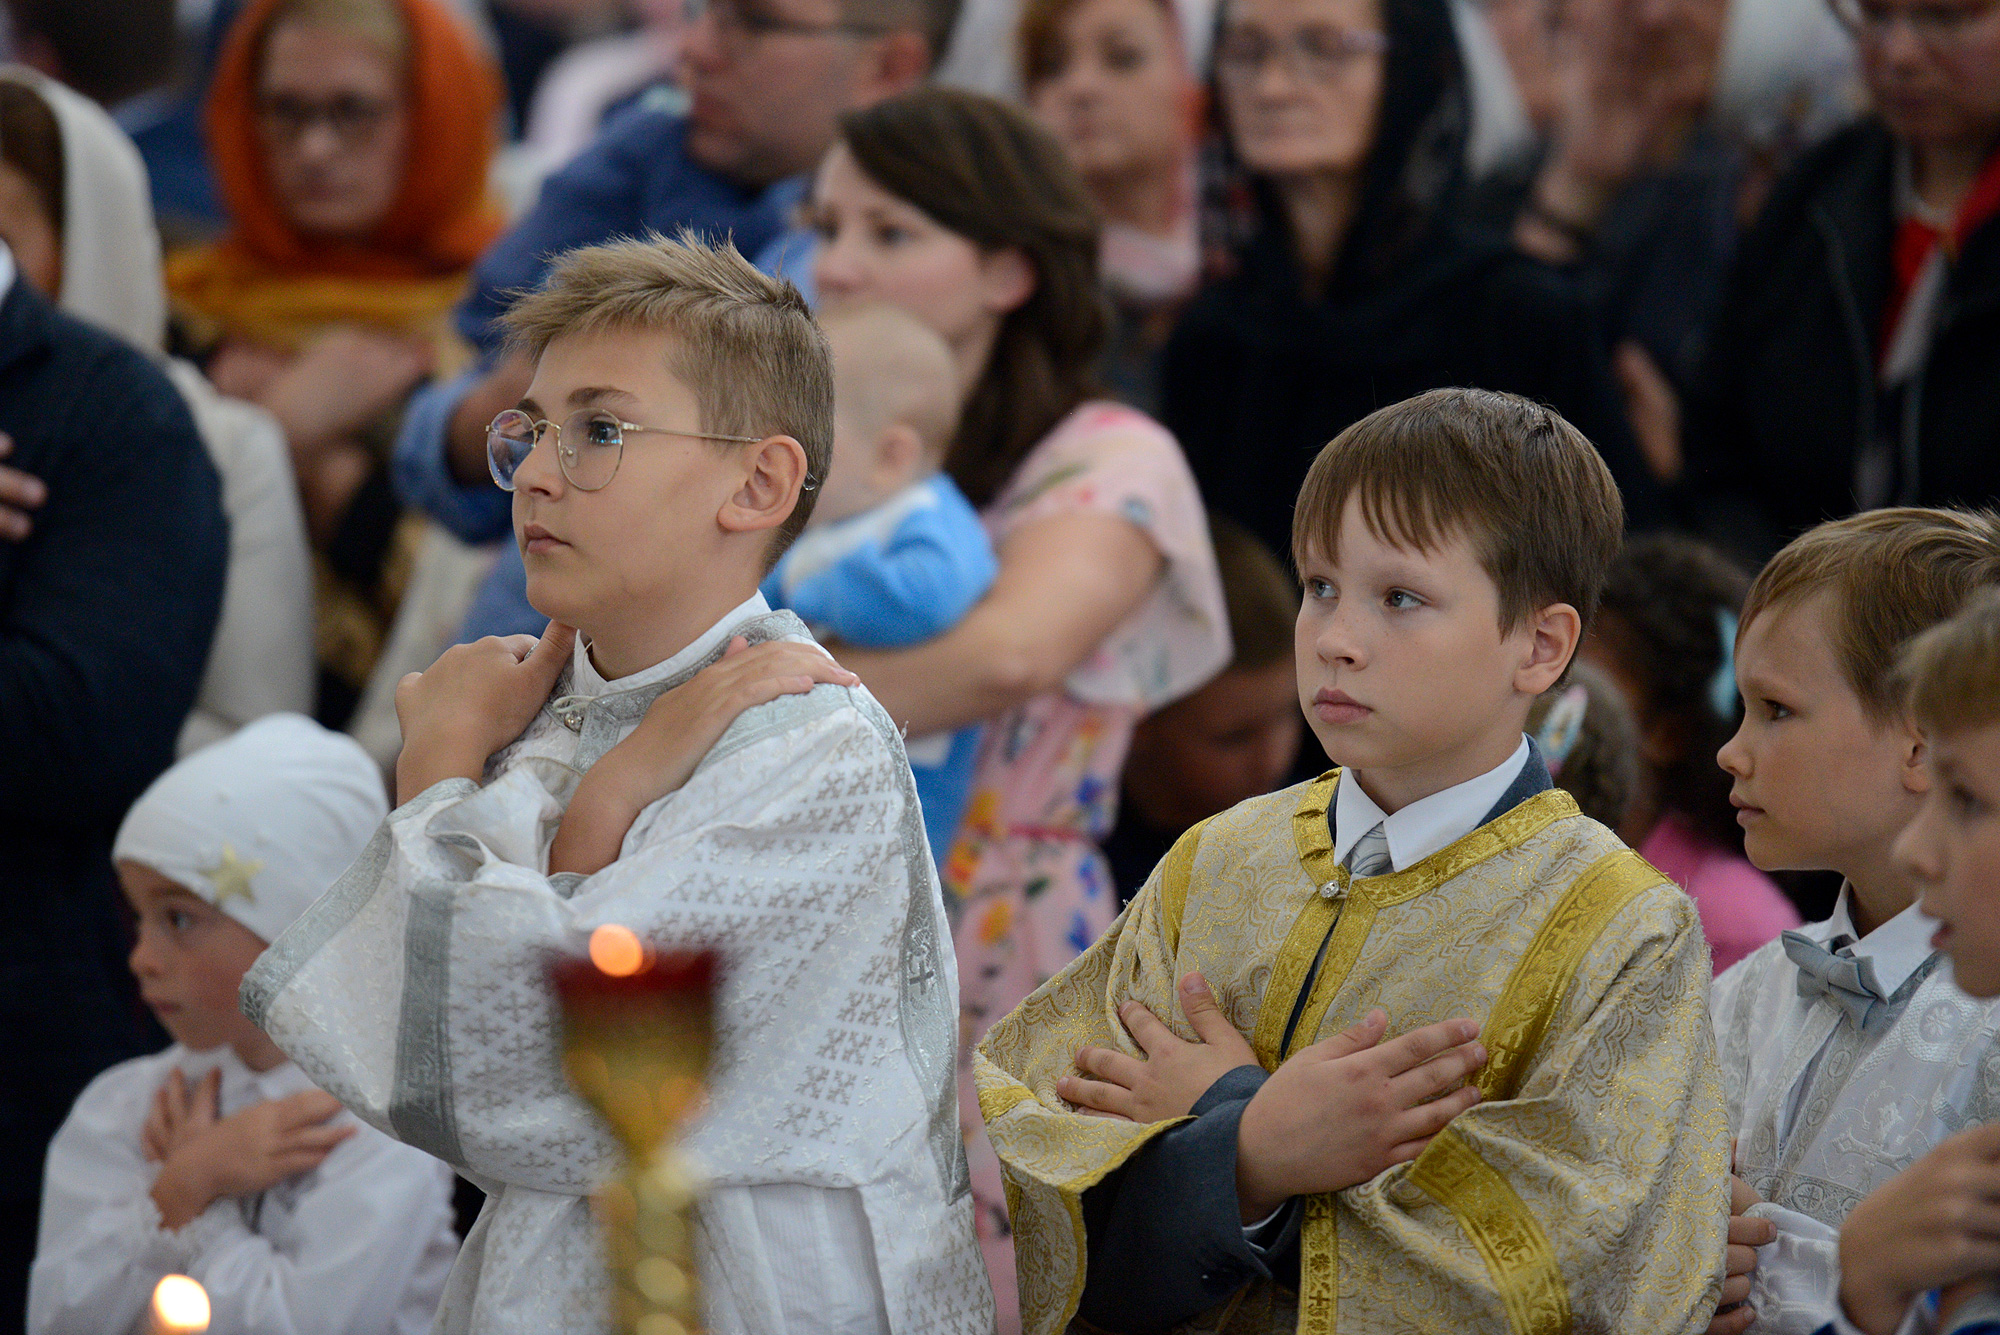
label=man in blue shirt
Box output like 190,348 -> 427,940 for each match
393,0 -> 948,640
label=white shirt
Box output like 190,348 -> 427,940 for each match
28,1044 -> 457,1335
1711,887 -> 2000,1335
243,595 -> 993,1335
1331,737 -> 1532,872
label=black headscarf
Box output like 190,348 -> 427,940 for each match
1203,0 -> 1472,301
1166,0 -> 1655,567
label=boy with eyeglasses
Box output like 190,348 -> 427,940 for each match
243,236 -> 994,1335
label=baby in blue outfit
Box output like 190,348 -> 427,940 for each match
761,303 -> 995,867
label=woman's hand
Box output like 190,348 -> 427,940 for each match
548,637 -> 858,876
1058,973 -> 1259,1122
258,328 -> 434,455
1516,0 -> 1727,261
841,510 -> 1164,737
394,623 -> 577,804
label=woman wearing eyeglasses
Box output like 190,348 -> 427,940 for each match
1684,0 -> 2000,566
1159,0 -> 1660,581
165,0 -> 505,730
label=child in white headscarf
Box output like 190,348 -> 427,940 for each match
27,715 -> 457,1335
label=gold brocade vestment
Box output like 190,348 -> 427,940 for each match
977,772 -> 1729,1335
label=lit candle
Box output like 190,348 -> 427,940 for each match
151,1274 -> 210,1335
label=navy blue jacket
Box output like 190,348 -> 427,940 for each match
0,280 -> 226,1321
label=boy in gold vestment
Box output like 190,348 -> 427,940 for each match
977,388 -> 1730,1335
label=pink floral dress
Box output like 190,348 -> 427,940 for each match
946,402 -> 1230,1326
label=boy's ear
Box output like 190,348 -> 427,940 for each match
1515,602 -> 1583,697
718,435 -> 809,537
1902,720 -> 1932,796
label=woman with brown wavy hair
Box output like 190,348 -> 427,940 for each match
809,88 -> 1230,1326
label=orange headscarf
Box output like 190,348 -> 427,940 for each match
168,0 -> 505,350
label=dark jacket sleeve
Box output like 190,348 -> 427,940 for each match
1472,253 -> 1666,531
0,337 -> 225,828
1077,1065 -> 1298,1333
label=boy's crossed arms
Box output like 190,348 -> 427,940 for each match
1058,971 -> 1488,1218
393,619 -> 858,869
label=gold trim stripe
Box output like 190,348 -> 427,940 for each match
1158,816 -> 1213,958
978,1080 -> 1040,1127
1285,897 -> 1380,1062
1476,848 -> 1661,1102
1251,895 -> 1339,1068
1299,1194 -> 1339,1331
1407,1128 -> 1571,1335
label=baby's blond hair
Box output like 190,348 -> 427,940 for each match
820,302 -> 962,465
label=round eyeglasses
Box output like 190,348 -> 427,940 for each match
487,407 -> 765,493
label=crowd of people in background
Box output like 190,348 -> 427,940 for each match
0,0 -> 1993,1327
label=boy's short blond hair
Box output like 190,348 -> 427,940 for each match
1742,507 -> 2000,721
502,233 -> 833,560
821,302 -> 961,462
1291,387 -> 1623,632
1898,589 -> 2000,739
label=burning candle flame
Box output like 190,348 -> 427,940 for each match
590,924 -> 646,977
152,1274 -> 210,1333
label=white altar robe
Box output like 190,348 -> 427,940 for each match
243,596 -> 994,1335
29,1044 -> 457,1335
1711,888 -> 2000,1335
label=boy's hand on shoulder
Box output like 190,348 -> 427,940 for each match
1234,1010 -> 1486,1222
149,1083 -> 356,1229
1057,973 -> 1258,1122
1837,1124 -> 2000,1335
395,623 -> 577,804
548,637 -> 859,877
1707,1173 -> 1774,1335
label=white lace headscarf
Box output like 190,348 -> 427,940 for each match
113,714 -> 388,944
0,64 -> 167,354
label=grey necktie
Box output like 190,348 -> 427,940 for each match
1781,930 -> 1888,1030
1346,822 -> 1394,879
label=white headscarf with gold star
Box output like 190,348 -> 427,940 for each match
112,714 -> 388,944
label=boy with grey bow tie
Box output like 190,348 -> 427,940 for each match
1707,509 -> 2000,1335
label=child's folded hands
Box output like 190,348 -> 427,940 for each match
1233,1009 -> 1486,1221
1059,972 -> 1259,1123
549,636 -> 859,875
144,1067 -> 356,1229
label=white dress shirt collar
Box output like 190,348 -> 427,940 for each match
1803,884 -> 1939,998
1333,736 -> 1532,874
571,591 -> 771,699
0,241 -> 16,307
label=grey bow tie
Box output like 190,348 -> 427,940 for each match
1782,930 -> 1887,1030
1345,823 -> 1393,879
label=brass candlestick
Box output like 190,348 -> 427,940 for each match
552,927 -> 718,1335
